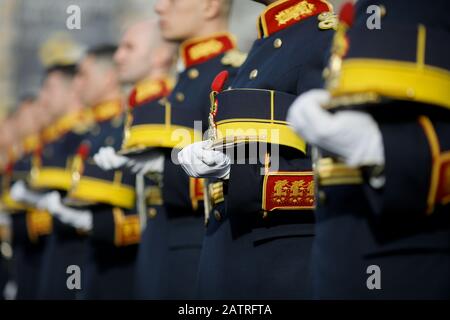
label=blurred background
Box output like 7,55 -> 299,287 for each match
0,0 -> 345,120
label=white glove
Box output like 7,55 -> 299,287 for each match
0,212 -> 11,228
178,140 -> 231,179
10,180 -> 46,206
287,89 -> 385,167
127,152 -> 165,175
93,146 -> 130,171
36,191 -> 59,212
3,280 -> 17,301
40,191 -> 93,232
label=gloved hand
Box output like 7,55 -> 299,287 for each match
36,191 -> 60,213
287,89 -> 385,167
127,152 -> 165,175
178,140 -> 231,179
10,180 -> 45,206
93,146 -> 129,171
40,191 -> 93,232
0,211 -> 12,243
0,212 -> 11,228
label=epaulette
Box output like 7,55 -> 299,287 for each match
221,49 -> 248,68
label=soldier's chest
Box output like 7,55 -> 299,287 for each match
231,18 -> 331,94
85,116 -> 124,153
231,30 -> 305,93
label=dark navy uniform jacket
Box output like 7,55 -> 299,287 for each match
196,0 -> 334,299
79,83 -> 173,300
62,100 -> 142,300
125,33 -> 243,299
4,138 -> 50,300
32,110 -> 92,300
311,0 -> 450,299
31,110 -> 91,238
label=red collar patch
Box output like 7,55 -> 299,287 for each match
128,78 -> 173,109
180,33 -> 236,68
258,0 -> 332,38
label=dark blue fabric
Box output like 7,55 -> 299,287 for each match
197,12 -> 332,299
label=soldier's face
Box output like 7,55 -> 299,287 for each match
76,56 -> 107,107
114,26 -> 153,84
155,0 -> 206,42
41,72 -> 72,117
16,101 -> 40,137
34,93 -> 53,128
0,121 -> 14,150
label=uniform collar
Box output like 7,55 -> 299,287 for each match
40,109 -> 94,145
23,134 -> 40,154
56,109 -> 84,135
257,0 -> 333,39
179,32 -> 237,69
128,77 -> 174,109
41,121 -> 61,144
8,146 -> 20,165
91,99 -> 123,122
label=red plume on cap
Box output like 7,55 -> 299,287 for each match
76,142 -> 90,160
211,71 -> 229,93
339,2 -> 354,27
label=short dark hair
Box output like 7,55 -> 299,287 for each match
18,92 -> 37,104
45,63 -> 78,78
86,44 -> 118,61
43,64 -> 78,86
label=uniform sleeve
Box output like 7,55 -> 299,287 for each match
296,30 -> 333,95
162,153 -> 199,213
363,115 -> 450,221
11,210 -> 52,245
91,206 -> 140,247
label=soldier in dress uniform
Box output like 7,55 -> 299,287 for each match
95,0 -> 245,299
288,0 -> 450,299
178,0 -> 335,299
0,117 -> 18,300
93,20 -> 176,299
36,44 -> 138,299
29,63 -> 91,299
66,21 -> 175,299
3,95 -> 51,300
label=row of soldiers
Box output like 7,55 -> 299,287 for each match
0,0 -> 449,299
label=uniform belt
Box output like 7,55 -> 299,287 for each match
213,89 -> 306,153
316,157 -> 363,186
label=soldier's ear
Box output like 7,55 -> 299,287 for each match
104,68 -> 120,89
203,0 -> 222,20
